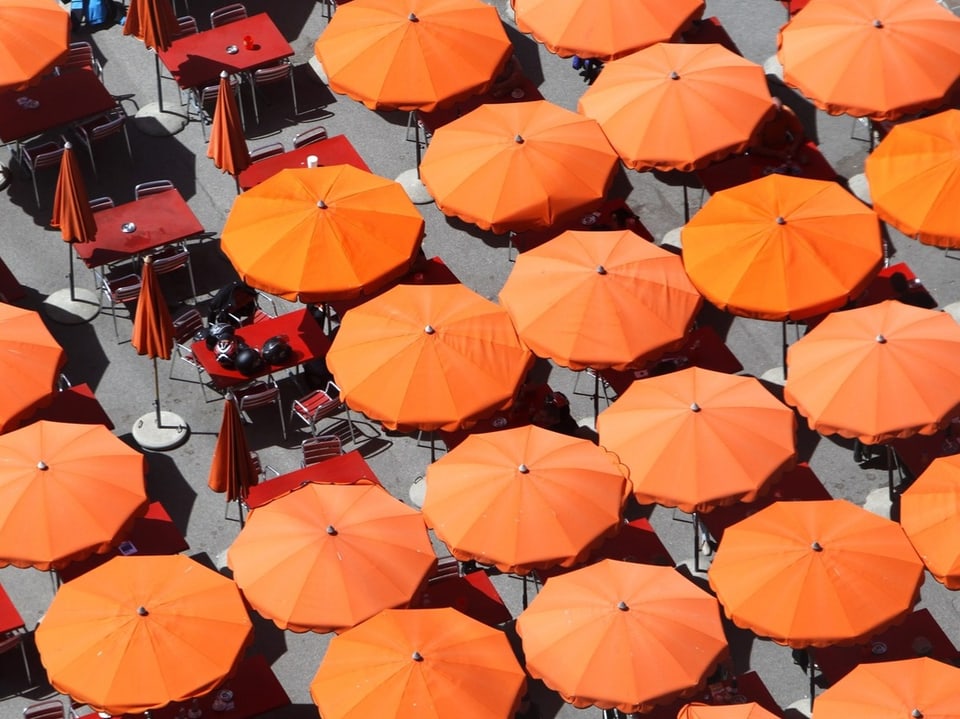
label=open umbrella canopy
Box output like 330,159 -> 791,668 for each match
314,0 -> 512,112
707,499 -> 925,648
577,42 -> 774,172
516,559 -> 728,713
35,555 -> 253,715
681,174 -> 883,321
679,704 -> 779,719
865,109 -> 960,248
326,283 -> 534,432
0,303 -> 67,433
228,483 -> 437,633
597,368 -> 796,513
51,142 -> 96,245
784,300 -> 960,444
311,608 -> 527,719
511,0 -> 704,61
776,0 -> 960,120
122,0 -> 177,51
419,100 -> 619,234
207,71 -> 251,178
0,0 -> 70,91
221,166 -> 425,302
422,424 -> 630,574
499,229 -> 702,371
900,454 -> 960,590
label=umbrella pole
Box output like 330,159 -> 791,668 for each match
887,445 -> 896,501
152,356 -> 163,428
414,120 -> 423,179
693,511 -> 701,573
67,242 -> 76,301
234,174 -> 241,195
808,647 -> 816,711
154,52 -> 164,113
782,321 -> 788,378
238,498 -> 245,529
682,185 -> 690,223
593,370 -> 600,424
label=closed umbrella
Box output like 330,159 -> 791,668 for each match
207,70 -> 251,193
0,0 -> 70,91
123,0 -> 182,132
899,454 -> 960,589
207,397 -> 257,528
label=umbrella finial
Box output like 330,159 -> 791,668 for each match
617,601 -> 629,611
518,463 -> 530,474
669,71 -> 680,80
326,525 -> 338,536
876,334 -> 887,344
514,134 -> 525,144
408,12 -> 418,21
873,19 -> 883,29
775,216 -> 786,225
412,651 -> 424,661
811,541 -> 823,552
317,200 -> 327,209
37,461 -> 48,471
690,402 -> 701,412
596,265 -> 607,275
220,69 -> 229,78
143,254 -> 154,265
424,324 -> 436,335
137,606 -> 149,616
63,140 -> 72,150
912,710 -> 923,719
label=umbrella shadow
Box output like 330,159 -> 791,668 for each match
241,64 -> 338,141
137,448 -> 199,535
0,633 -> 54,702
504,23 -> 545,88
262,705 -> 320,719
244,610 -> 289,667
769,85 -> 821,148
500,619 -> 569,719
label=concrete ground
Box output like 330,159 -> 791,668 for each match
2,0 -> 960,717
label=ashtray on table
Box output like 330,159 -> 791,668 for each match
121,222 -> 137,233
226,45 -> 239,54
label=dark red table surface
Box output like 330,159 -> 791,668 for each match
892,420 -> 960,479
237,135 -> 371,190
192,308 -> 331,390
439,383 -> 553,450
158,14 -> 294,90
0,582 -> 25,634
641,671 -> 783,718
246,450 -> 382,508
0,257 -> 26,302
21,383 -> 115,430
0,70 -> 116,144
697,140 -> 838,195
416,74 -> 544,135
412,570 -> 513,627
680,16 -> 744,56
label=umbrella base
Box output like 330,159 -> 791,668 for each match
760,366 -> 786,386
408,476 -> 426,508
132,411 -> 190,451
132,102 -> 188,137
862,486 -> 893,518
43,288 -> 101,324
395,168 -> 434,205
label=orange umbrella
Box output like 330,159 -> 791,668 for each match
512,0 -> 703,61
314,0 -> 512,113
899,454 -> 960,589
421,425 -> 630,574
419,100 -> 619,234
207,397 -> 257,527
0,303 -> 67,433
783,300 -> 960,444
35,554 -> 253,715
227,483 -> 437,633
516,559 -> 729,713
0,0 -> 69,91
813,657 -> 960,719
597,367 -> 797,514
0,420 -> 147,571
326,283 -> 534,432
864,109 -> 960,248
311,608 -> 527,719
51,141 -> 97,301
776,0 -> 960,120
707,499 -> 925,648
122,0 -> 178,111
577,43 -> 774,172
221,166 -> 425,302
678,703 -> 779,719
206,70 -> 251,189
499,229 -> 702,371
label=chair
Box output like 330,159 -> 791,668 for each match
210,2 -> 247,27
169,308 -> 210,400
72,106 -> 133,176
134,179 -> 174,199
18,140 -> 65,208
228,290 -> 277,325
55,41 -> 103,81
188,74 -> 245,140
88,196 -> 115,213
247,60 -> 299,125
300,434 -> 343,467
22,699 -> 66,719
429,556 -> 463,582
173,14 -> 198,37
290,380 -> 355,442
1,628 -> 32,690
230,376 -> 286,439
249,141 -> 285,163
148,243 -> 198,303
292,125 -> 328,149
225,450 -> 279,521
94,270 -> 141,339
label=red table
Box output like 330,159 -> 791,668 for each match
246,450 -> 381,508
412,570 -> 513,626
0,70 -> 117,144
681,17 -> 743,56
510,198 -> 656,256
237,135 -> 371,190
0,257 -> 25,302
0,583 -> 25,635
853,262 -> 936,309
697,140 -> 838,195
192,308 -> 331,390
892,419 -> 960,479
158,14 -> 294,90
641,671 -> 783,718
416,74 -> 544,136
439,383 -> 553,450
22,383 -> 115,430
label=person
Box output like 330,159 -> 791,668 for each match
750,97 -> 806,162
489,54 -> 524,98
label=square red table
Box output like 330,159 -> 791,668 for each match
0,582 -> 25,634
412,570 -> 513,627
245,450 -> 382,508
696,140 -> 838,195
237,135 -> 371,190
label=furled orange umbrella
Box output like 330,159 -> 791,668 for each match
899,454 -> 960,590
707,499 -> 925,648
419,100 -> 619,234
50,141 -> 97,302
499,229 -> 702,371
864,109 -> 960,248
326,283 -> 534,432
207,397 -> 257,528
35,554 -> 253,715
0,0 -> 70,91
516,559 -> 729,713
0,303 -> 67,433
422,425 -> 630,574
578,43 -> 774,172
511,0 -> 704,61
314,0 -> 512,113
221,166 -> 425,302
311,608 -> 527,719
228,483 -> 437,633
777,0 -> 960,120
207,70 -> 250,192
784,300 -> 960,444
0,420 -> 147,571
123,0 -> 178,112
678,703 -> 779,719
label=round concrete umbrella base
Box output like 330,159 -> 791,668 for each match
133,411 -> 190,451
132,102 -> 188,137
43,288 -> 100,324
760,366 -> 786,386
395,168 -> 434,205
408,476 -> 426,508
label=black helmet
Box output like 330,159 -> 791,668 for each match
206,322 -> 236,349
215,338 -> 238,368
193,325 -> 210,346
261,335 -> 292,365
235,345 -> 263,376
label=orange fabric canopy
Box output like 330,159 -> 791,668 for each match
678,704 -> 779,719
131,254 -> 174,361
326,283 -> 533,432
422,424 -> 630,574
865,109 -> 960,248
900,454 -> 960,589
228,483 -> 436,633
784,300 -> 960,444
122,0 -> 178,52
776,0 -> 960,120
51,142 -> 96,245
0,0 -> 69,91
419,100 -> 619,234
707,499 -> 925,648
207,71 -> 251,177
207,397 -> 257,505
516,559 -> 728,713
314,0 -> 512,112
681,174 -> 883,320
35,555 -> 253,715
578,42 -> 774,172
221,166 -> 425,302
499,229 -> 702,370
597,367 -> 796,513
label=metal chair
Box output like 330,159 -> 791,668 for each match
230,376 -> 286,439
1,628 -> 32,690
89,196 -> 115,212
134,179 -> 174,199
55,41 -> 103,81
169,308 -> 210,400
188,74 -> 245,140
210,2 -> 247,27
292,125 -> 328,149
18,140 -> 65,208
148,243 -> 198,304
94,270 -> 142,339
249,141 -> 285,163
247,60 -> 299,125
72,105 -> 133,176
225,450 -> 280,521
228,290 -> 277,326
300,434 -> 343,467
22,698 -> 66,719
289,380 -> 355,441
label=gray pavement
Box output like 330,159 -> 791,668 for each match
2,0 -> 960,717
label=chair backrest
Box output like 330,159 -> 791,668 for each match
105,273 -> 142,302
0,633 -> 22,653
172,307 -> 204,344
292,125 -> 328,149
210,2 -> 247,27
198,74 -> 240,105
301,434 -> 342,466
429,556 -> 462,582
82,107 -> 126,142
250,142 -> 285,163
237,380 -> 280,410
134,180 -> 174,199
175,14 -> 199,38
59,41 -> 100,77
89,196 -> 115,212
150,244 -> 191,274
24,142 -> 64,170
22,699 -> 66,719
252,62 -> 291,85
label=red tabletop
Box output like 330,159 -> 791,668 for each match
237,135 -> 371,190
0,582 -> 25,634
510,198 -> 656,256
158,14 -> 294,90
192,308 -> 331,390
439,383 -> 553,450
416,74 -> 544,136
412,570 -> 513,627
21,383 -> 115,430
697,140 -> 839,195
813,609 -> 960,686
641,671 -> 783,718
245,450 -> 381,508
0,70 -> 117,144
74,190 -> 204,269
681,16 -> 744,56
892,420 -> 960,479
